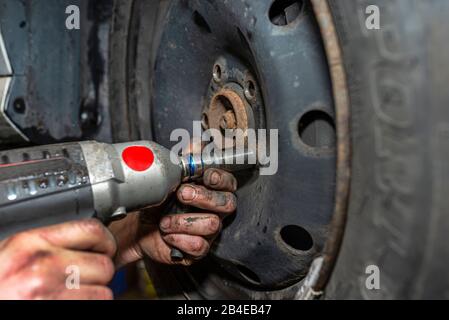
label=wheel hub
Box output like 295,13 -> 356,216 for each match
202,56 -> 261,146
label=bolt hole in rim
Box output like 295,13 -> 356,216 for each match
269,0 -> 305,26
280,225 -> 314,251
298,110 -> 336,149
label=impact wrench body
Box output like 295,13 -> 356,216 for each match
0,141 -> 255,259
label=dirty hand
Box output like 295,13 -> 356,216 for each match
0,220 -> 116,300
111,168 -> 237,267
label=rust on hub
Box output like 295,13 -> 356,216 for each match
202,56 -> 259,148
220,110 -> 237,130
206,88 -> 249,142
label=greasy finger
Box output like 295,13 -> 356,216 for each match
162,234 -> 210,259
203,169 -> 238,192
137,225 -> 195,267
160,213 -> 221,236
177,184 -> 237,214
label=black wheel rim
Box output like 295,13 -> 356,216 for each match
151,0 -> 336,292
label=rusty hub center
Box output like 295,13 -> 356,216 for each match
202,57 -> 261,147
208,88 -> 248,133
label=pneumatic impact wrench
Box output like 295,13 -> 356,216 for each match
0,141 -> 255,260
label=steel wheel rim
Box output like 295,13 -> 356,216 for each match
148,0 -> 347,295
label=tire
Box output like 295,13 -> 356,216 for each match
109,0 -> 449,299
325,0 -> 449,299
